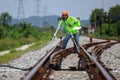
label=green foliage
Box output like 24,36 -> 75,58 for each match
0,20 -> 55,51
110,21 -> 120,37
109,4 -> 120,21
10,49 -> 17,53
90,8 -> 107,27
0,38 -> 20,51
0,50 -> 24,63
101,23 -> 109,35
0,26 -> 5,39
0,12 -> 12,26
90,4 -> 120,40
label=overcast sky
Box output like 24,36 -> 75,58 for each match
0,0 -> 120,20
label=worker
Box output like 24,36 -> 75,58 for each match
58,10 -> 81,53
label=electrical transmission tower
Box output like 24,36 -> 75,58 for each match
36,0 -> 41,16
44,5 -> 47,17
44,5 -> 50,27
44,5 -> 47,22
17,0 -> 25,20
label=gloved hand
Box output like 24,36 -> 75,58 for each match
62,17 -> 66,21
57,17 -> 66,21
57,17 -> 62,21
61,16 -> 67,21
53,35 -> 57,40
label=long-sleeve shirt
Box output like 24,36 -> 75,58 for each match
58,16 -> 81,34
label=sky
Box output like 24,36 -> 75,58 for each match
0,0 -> 120,20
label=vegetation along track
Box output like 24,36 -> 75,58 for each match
22,39 -> 119,80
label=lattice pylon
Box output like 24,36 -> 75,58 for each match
17,0 -> 25,20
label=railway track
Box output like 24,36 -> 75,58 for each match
22,39 -> 119,80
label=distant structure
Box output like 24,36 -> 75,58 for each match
44,5 -> 47,17
102,0 -> 104,10
17,0 -> 25,20
44,5 -> 47,22
36,0 -> 41,16
101,0 -> 104,23
43,5 -> 51,27
36,0 -> 50,26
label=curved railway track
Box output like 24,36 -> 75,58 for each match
22,39 -> 119,80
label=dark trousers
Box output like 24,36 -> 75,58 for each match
61,32 -> 79,51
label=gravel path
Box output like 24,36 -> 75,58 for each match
0,36 -> 119,80
0,43 -> 35,56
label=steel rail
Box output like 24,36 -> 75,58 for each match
79,44 -> 113,80
22,46 -> 56,80
50,48 -> 73,64
49,41 -> 113,80
50,49 -> 64,64
22,40 -> 115,80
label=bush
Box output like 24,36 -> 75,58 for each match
0,26 -> 5,39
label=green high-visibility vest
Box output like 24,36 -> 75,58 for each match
58,16 -> 81,34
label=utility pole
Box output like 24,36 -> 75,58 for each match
108,12 -> 111,35
102,0 -> 104,11
17,0 -> 25,21
100,0 -> 104,36
94,13 -> 97,30
101,0 -> 104,23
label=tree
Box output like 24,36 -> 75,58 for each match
108,4 -> 120,39
0,12 -> 12,26
108,4 -> 120,23
90,8 -> 107,36
109,4 -> 120,23
90,8 -> 107,27
18,22 -> 31,32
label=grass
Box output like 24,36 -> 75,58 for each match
0,37 -> 37,51
0,40 -> 50,64
0,32 -> 53,64
0,50 -> 25,63
92,34 -> 120,41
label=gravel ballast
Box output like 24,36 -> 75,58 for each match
0,36 -> 119,80
100,43 -> 120,80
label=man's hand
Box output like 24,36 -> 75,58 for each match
61,17 -> 66,21
61,16 -> 68,21
53,35 -> 57,40
58,17 -> 66,21
57,17 -> 62,21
